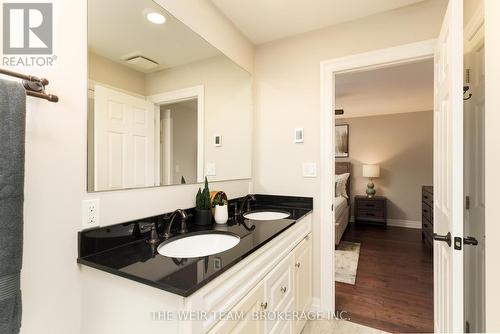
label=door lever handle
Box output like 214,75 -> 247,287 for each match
433,232 -> 452,247
463,236 -> 479,246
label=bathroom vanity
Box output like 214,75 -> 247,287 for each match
82,2 -> 312,333
78,195 -> 313,334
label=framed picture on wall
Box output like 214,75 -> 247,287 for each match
335,124 -> 349,158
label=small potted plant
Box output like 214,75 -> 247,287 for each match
195,177 -> 212,226
213,192 -> 229,225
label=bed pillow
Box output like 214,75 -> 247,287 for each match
335,173 -> 350,198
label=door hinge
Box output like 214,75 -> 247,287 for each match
331,204 -> 334,212
465,196 -> 470,210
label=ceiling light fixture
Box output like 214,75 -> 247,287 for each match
146,12 -> 166,24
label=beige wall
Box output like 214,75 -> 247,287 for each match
485,0 -> 500,331
162,102 -> 198,184
253,0 -> 447,299
88,52 -> 146,95
146,55 -> 253,182
15,0 -> 254,332
154,0 -> 254,73
338,111 -> 433,224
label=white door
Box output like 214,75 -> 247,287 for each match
94,85 -> 155,191
433,0 -> 464,332
464,7 -> 485,332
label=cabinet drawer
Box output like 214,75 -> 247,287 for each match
356,200 -> 384,211
357,209 -> 384,220
422,202 -> 432,222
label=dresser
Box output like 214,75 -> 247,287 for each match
354,195 -> 387,227
421,186 -> 433,247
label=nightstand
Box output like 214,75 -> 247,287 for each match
354,195 -> 387,227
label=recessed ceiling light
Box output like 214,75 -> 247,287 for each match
146,12 -> 166,25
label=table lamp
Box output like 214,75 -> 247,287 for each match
363,164 -> 380,198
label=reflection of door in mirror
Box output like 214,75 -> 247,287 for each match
92,85 -> 155,191
87,0 -> 252,192
159,99 -> 198,186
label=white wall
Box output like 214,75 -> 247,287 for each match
484,0 -> 500,331
253,0 -> 447,299
9,0 -> 254,333
154,0 -> 255,73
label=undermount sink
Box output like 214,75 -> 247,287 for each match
157,232 -> 240,258
243,210 -> 290,221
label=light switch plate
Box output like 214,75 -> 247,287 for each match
294,128 -> 304,143
206,162 -> 216,176
302,162 -> 317,178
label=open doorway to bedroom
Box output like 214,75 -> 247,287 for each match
333,59 -> 434,333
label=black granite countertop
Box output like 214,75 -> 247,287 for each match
77,195 -> 312,297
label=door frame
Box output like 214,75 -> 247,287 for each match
318,39 -> 436,312
148,85 -> 205,184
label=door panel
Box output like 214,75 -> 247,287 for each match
294,234 -> 312,334
94,85 -> 155,191
464,7 -> 485,332
433,0 -> 464,332
208,282 -> 265,334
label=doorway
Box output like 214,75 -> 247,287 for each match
333,59 -> 434,333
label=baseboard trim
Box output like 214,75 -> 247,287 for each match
349,216 -> 421,229
387,219 -> 421,229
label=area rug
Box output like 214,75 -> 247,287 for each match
335,241 -> 361,285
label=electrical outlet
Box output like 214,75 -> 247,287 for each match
82,199 -> 99,229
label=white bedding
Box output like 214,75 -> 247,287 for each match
335,196 -> 348,221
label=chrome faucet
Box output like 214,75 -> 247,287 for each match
163,209 -> 188,239
236,194 -> 256,216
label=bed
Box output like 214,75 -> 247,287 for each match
335,162 -> 351,246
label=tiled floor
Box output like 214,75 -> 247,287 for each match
303,319 -> 389,334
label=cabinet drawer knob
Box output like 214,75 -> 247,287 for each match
295,262 -> 301,268
280,286 -> 287,293
260,302 -> 268,310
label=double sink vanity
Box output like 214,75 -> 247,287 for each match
78,195 -> 313,334
83,1 -> 313,333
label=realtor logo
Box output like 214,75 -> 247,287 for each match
3,3 -> 53,54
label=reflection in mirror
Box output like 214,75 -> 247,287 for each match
87,0 -> 252,192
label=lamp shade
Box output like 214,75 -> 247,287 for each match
363,164 -> 380,178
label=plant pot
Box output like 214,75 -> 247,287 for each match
195,208 -> 212,226
214,204 -> 229,224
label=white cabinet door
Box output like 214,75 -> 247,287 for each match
433,0 -> 464,332
264,253 -> 294,334
94,85 -> 155,190
208,282 -> 265,334
293,234 -> 312,334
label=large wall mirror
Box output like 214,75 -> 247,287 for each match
87,0 -> 252,192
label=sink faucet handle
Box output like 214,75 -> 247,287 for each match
230,202 -> 239,215
144,223 -> 160,244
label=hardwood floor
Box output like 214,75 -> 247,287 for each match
335,224 -> 433,333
